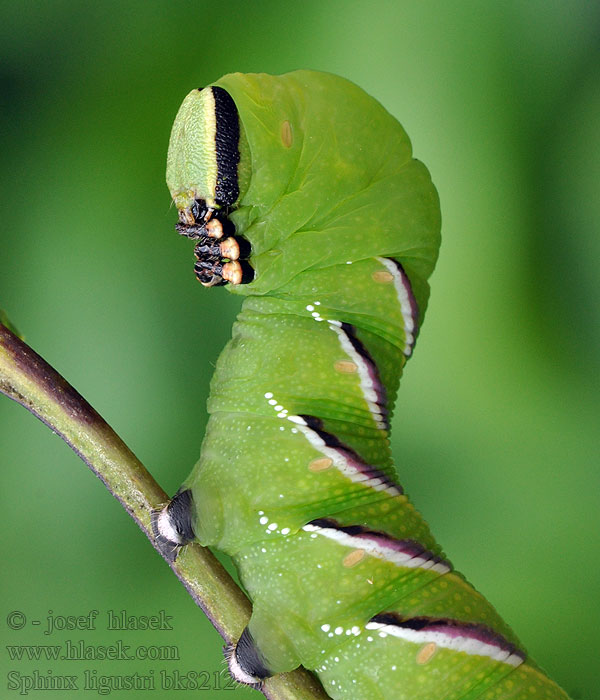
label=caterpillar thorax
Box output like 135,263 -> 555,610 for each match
157,71 -> 570,700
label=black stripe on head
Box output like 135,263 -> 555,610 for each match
212,86 -> 240,207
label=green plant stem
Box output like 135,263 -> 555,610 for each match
0,322 -> 329,700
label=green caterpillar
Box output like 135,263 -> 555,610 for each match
157,70 -> 570,700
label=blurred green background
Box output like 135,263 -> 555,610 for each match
1,2 -> 598,698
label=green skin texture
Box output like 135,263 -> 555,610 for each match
168,72 -> 570,700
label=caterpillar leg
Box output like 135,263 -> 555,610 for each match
193,258 -> 253,287
151,488 -> 196,562
226,627 -> 274,687
175,199 -> 253,287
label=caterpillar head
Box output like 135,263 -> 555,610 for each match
166,85 -> 252,287
166,71 -> 440,300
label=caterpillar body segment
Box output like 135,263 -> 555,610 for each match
160,71 -> 571,700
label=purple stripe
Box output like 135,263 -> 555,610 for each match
307,518 -> 451,570
385,258 -> 420,356
370,613 -> 525,662
339,323 -> 389,429
298,415 -> 403,494
387,259 -> 419,324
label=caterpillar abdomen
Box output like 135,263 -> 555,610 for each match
157,71 -> 571,700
